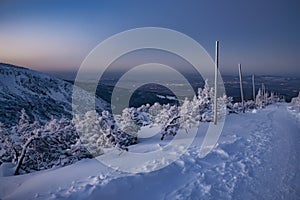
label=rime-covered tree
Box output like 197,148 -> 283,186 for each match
179,98 -> 196,132
118,108 -> 140,138
0,123 -> 16,164
104,110 -> 137,149
73,111 -> 104,156
149,102 -> 163,124
7,109 -> 42,174
291,92 -> 300,109
192,80 -> 213,122
97,110 -> 117,148
216,94 -> 229,119
255,88 -> 265,109
159,105 -> 180,140
134,105 -> 151,126
39,118 -> 91,169
0,109 -> 92,175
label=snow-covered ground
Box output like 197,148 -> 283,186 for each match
0,103 -> 299,200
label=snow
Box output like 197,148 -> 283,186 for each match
0,103 -> 299,199
166,95 -> 177,100
0,163 -> 15,177
156,94 -> 166,99
156,94 -> 177,100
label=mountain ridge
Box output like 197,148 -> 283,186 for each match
0,63 -> 109,126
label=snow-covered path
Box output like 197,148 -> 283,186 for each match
166,103 -> 299,200
0,103 -> 299,200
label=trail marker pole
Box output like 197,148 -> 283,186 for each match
252,74 -> 255,101
238,64 -> 245,113
213,41 -> 219,125
262,83 -> 265,105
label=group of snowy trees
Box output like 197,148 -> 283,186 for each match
111,81 -> 283,140
0,109 -> 91,175
0,80 -> 285,175
254,89 -> 282,109
0,109 -> 137,175
227,89 -> 282,113
73,110 -> 137,156
122,80 -> 224,140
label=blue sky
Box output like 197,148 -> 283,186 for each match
0,0 -> 299,75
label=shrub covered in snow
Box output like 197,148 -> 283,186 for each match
0,109 -> 92,175
146,81 -> 281,140
158,104 -> 180,140
193,80 -> 214,122
117,108 -> 141,136
73,110 -> 108,156
148,102 -> 162,123
147,80 -> 229,140
0,108 -> 138,175
74,109 -> 137,153
291,92 -> 300,109
255,89 -> 281,109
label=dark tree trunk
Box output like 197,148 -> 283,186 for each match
14,137 -> 36,175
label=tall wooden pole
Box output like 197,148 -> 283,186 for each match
213,41 -> 219,125
261,83 -> 265,99
238,64 -> 245,112
262,83 -> 266,103
252,74 -> 255,101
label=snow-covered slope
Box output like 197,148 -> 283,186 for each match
0,103 -> 299,200
0,63 -> 109,126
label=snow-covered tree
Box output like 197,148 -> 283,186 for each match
224,96 -> 236,114
179,98 -> 197,131
73,111 -> 104,156
291,92 -> 300,109
265,91 -> 270,105
13,117 -> 92,174
190,95 -> 201,121
149,102 -> 162,124
244,100 -> 256,110
158,105 -> 180,140
191,80 -> 213,122
269,92 -> 275,104
135,105 -> 151,126
74,109 -> 138,153
99,110 -> 137,149
40,118 -> 91,169
118,108 -> 140,138
1,109 -> 43,174
97,110 -> 116,148
0,109 -> 92,175
14,131 -> 39,175
216,94 -> 228,119
0,123 -> 15,164
255,88 -> 264,109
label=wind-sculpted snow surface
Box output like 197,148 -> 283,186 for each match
0,103 -> 299,199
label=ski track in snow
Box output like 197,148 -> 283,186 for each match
0,103 -> 299,200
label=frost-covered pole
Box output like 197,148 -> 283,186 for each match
263,83 -> 267,103
213,41 -> 219,125
262,83 -> 265,104
252,74 -> 255,100
238,64 -> 245,112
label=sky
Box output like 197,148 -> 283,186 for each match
0,0 -> 299,76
